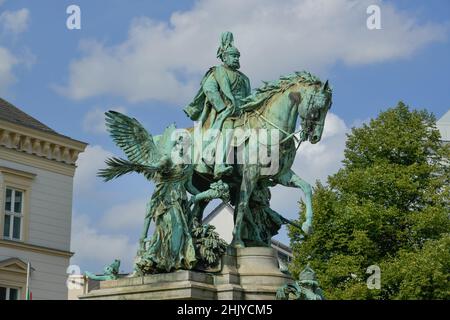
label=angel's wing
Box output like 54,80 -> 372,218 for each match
97,157 -> 159,181
105,111 -> 161,165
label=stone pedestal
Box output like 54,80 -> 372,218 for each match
78,247 -> 293,300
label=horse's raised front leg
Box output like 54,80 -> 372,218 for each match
232,165 -> 260,248
276,169 -> 313,235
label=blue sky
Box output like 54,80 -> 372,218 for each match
0,0 -> 449,273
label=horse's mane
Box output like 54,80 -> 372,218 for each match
241,71 -> 330,111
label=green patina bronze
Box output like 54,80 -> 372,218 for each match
184,32 -> 251,179
276,265 -> 325,300
98,112 -> 228,274
85,259 -> 120,281
98,31 -> 333,274
187,32 -> 333,248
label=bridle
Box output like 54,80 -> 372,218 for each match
299,90 -> 330,142
252,88 -> 326,151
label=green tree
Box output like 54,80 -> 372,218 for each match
289,102 -> 450,299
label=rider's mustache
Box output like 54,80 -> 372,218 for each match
228,61 -> 240,69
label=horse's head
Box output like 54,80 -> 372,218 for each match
296,80 -> 332,144
241,72 -> 332,145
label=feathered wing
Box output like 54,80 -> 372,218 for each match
97,157 -> 159,181
105,110 -> 161,165
99,111 -> 163,181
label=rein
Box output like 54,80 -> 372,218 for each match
249,89 -> 317,152
252,109 -> 303,152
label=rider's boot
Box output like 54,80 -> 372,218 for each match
213,128 -> 233,179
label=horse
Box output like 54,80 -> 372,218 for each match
187,71 -> 333,248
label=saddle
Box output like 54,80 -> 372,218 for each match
226,110 -> 279,147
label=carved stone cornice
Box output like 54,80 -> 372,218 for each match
0,119 -> 87,166
0,239 -> 73,258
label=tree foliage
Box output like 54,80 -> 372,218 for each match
289,102 -> 450,299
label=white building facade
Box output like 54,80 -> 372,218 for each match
437,109 -> 450,144
0,98 -> 86,300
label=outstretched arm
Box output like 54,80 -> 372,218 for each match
191,180 -> 230,203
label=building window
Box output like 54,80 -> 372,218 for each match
0,286 -> 20,300
3,187 -> 23,241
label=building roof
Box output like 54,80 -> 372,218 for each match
0,98 -> 57,134
437,109 -> 450,142
0,257 -> 34,272
202,202 -> 234,224
0,97 -> 86,145
271,238 -> 293,255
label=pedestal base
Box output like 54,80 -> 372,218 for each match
78,247 -> 293,300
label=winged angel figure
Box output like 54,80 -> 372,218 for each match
98,111 -> 229,274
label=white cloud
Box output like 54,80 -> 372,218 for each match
270,112 -> 349,220
0,46 -> 18,94
58,0 -> 447,104
74,145 -> 113,194
0,46 -> 36,94
17,46 -> 36,69
0,8 -> 30,35
0,8 -> 34,94
101,197 -> 148,231
83,106 -> 127,135
70,214 -> 138,273
294,112 -> 348,183
72,144 -> 154,273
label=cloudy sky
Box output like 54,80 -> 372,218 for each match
0,0 -> 449,273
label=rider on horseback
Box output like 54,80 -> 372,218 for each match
184,32 -> 251,178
